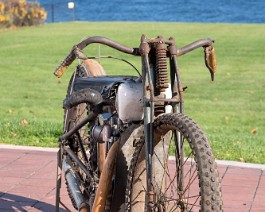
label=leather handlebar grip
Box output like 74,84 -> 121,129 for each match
53,51 -> 76,78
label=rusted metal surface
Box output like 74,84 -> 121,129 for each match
98,143 -> 106,174
54,34 -> 218,211
204,45 -> 217,81
155,41 -> 168,92
91,140 -> 120,212
81,59 -> 106,76
176,38 -> 214,56
54,35 -> 215,78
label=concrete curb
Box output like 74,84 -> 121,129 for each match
1,144 -> 265,170
0,144 -> 58,152
215,159 -> 265,170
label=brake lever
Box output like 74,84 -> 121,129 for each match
204,45 -> 217,81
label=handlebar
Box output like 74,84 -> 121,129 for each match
54,36 -> 214,78
176,38 -> 214,56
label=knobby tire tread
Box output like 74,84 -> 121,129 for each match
125,113 -> 222,211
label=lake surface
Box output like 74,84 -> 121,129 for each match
37,0 -> 265,24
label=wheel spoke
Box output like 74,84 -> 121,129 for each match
187,195 -> 201,209
154,137 -> 200,209
126,113 -> 222,211
153,151 -> 178,192
183,171 -> 198,195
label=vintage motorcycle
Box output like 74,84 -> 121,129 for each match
54,35 -> 222,212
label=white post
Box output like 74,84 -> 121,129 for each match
68,2 -> 75,21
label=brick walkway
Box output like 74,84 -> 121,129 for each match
0,146 -> 264,211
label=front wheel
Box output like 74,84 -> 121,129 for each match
125,113 -> 222,211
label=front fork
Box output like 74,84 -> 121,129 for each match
141,48 -> 156,209
140,35 -> 184,211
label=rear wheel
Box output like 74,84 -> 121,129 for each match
125,113 -> 222,211
63,59 -> 106,210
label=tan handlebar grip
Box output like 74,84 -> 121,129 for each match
54,65 -> 68,78
53,51 -> 76,78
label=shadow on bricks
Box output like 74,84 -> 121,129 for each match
0,193 -> 66,211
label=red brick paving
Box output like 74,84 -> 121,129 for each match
0,146 -> 264,211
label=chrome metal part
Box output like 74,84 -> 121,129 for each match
162,85 -> 173,113
92,125 -> 111,143
116,80 -> 144,123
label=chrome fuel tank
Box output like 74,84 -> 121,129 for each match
116,79 -> 143,123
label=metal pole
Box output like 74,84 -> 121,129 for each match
73,0 -> 76,21
51,0 -> 54,22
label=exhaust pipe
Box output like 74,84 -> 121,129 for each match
92,139 -> 120,212
62,157 -> 89,212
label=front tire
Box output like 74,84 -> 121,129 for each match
126,113 -> 222,211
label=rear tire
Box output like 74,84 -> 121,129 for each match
125,113 -> 222,211
63,59 -> 106,210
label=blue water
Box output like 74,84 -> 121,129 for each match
37,0 -> 265,23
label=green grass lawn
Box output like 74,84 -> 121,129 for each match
0,22 -> 264,163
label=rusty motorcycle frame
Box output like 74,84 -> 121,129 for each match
54,35 -> 222,212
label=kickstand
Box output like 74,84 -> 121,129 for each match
55,147 -> 62,212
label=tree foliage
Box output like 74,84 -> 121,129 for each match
0,0 -> 47,28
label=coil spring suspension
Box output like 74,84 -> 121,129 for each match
155,45 -> 168,93
154,43 -> 169,115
